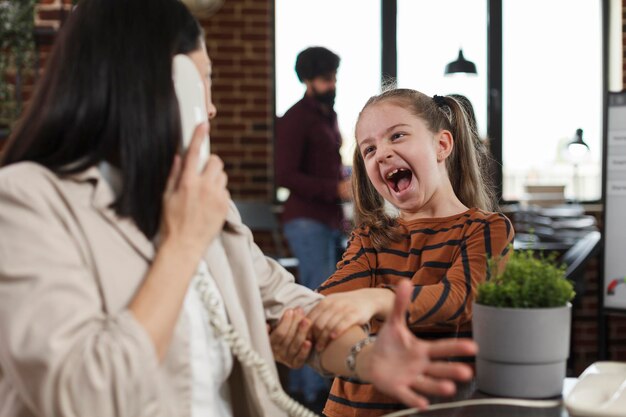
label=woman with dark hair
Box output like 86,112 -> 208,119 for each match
0,1 -> 477,416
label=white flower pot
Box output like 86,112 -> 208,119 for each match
472,301 -> 572,398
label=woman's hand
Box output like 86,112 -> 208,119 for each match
362,279 -> 477,410
268,308 -> 313,368
160,122 -> 230,260
131,124 -> 230,360
307,288 -> 394,352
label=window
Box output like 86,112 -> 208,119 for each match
397,0 -> 488,138
274,0 -> 381,165
276,0 -> 610,203
502,0 -> 603,202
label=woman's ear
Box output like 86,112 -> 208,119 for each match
436,130 -> 454,162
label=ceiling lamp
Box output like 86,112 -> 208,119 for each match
444,49 -> 477,76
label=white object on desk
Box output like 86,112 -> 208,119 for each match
564,361 -> 626,417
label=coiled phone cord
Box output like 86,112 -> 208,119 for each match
194,274 -> 320,417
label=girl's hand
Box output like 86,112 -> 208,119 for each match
365,280 -> 477,410
307,288 -> 394,352
160,123 -> 230,260
269,308 -> 313,368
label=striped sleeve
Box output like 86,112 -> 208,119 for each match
407,214 -> 514,328
317,228 -> 373,294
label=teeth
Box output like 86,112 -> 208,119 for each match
386,168 -> 405,179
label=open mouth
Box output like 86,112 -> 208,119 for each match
385,168 -> 413,193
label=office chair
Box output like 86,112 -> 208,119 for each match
232,200 -> 299,271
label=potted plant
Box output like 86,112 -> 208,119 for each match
472,249 -> 575,398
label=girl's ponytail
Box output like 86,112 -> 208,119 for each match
440,95 -> 496,211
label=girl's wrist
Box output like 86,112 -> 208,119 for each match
351,338 -> 376,381
373,288 -> 395,319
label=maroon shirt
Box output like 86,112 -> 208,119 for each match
275,95 -> 344,230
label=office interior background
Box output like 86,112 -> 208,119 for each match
0,0 -> 625,376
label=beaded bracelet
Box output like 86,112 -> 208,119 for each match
345,335 -> 377,381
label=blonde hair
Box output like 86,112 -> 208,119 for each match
352,89 -> 496,249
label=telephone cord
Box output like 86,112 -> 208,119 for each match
195,276 -> 320,417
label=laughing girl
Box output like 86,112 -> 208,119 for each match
306,89 -> 515,417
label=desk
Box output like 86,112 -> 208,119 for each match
383,378 -> 576,417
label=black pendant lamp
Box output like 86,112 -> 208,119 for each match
567,128 -> 590,162
568,128 -> 589,150
444,49 -> 477,75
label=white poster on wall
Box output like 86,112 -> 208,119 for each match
603,92 -> 626,310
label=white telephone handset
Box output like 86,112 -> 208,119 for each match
172,54 -> 210,171
172,54 -> 319,417
564,361 -> 626,417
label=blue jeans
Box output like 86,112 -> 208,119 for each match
283,218 -> 344,401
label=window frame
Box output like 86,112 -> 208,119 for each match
274,0 -> 609,205
378,0 -> 607,205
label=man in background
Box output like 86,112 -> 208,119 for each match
275,46 -> 351,413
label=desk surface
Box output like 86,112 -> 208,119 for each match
386,378 -> 575,417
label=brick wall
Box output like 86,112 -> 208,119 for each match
571,255 -> 603,374
31,1 -> 72,101
36,0 -> 73,29
196,0 -> 278,257
569,210 -> 626,375
198,0 -> 275,201
4,0 -> 275,201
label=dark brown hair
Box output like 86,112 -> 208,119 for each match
1,0 -> 202,240
295,46 -> 340,82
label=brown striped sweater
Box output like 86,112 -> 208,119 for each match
317,208 -> 514,417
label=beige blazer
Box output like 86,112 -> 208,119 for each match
0,162 -> 322,417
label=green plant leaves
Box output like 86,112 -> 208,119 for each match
0,0 -> 37,126
477,249 -> 575,308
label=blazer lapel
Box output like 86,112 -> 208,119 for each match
203,236 -> 249,336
